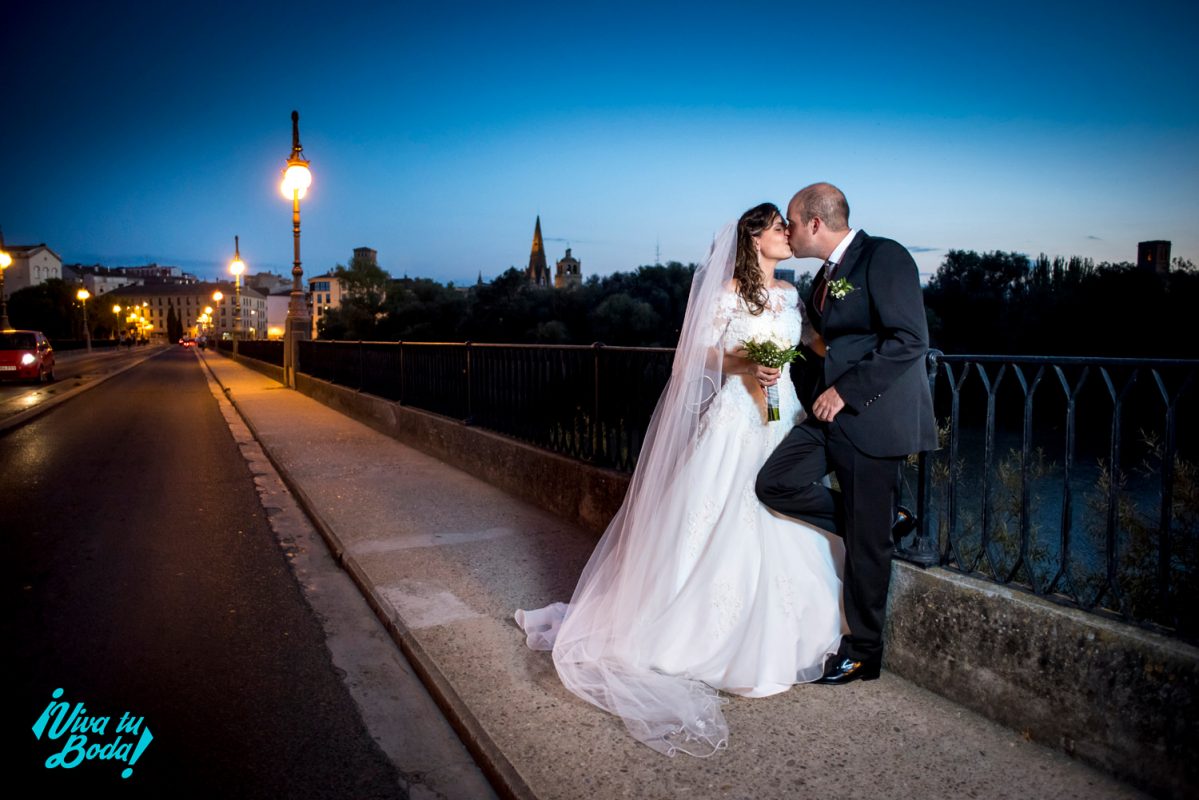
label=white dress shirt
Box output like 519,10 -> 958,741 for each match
825,228 -> 858,274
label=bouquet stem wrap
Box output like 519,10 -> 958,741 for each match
765,384 -> 780,421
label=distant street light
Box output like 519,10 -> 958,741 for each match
230,235 -> 245,355
280,110 -> 312,386
0,229 -> 12,329
76,287 -> 92,352
211,291 -> 223,339
112,304 -> 121,340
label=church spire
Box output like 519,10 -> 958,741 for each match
526,215 -> 549,287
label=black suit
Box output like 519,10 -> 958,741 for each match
757,230 -> 936,662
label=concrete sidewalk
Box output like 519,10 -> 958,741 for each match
198,351 -> 1146,800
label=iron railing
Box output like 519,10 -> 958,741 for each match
297,340 -> 673,471
904,352 -> 1197,640
255,339 -> 1197,639
218,339 -> 284,366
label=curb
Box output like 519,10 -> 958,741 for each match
195,351 -> 535,800
0,347 -> 169,435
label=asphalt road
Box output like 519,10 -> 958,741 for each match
5,347 -> 404,798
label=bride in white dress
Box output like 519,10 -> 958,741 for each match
516,203 -> 845,757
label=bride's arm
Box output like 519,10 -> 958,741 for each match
722,348 -> 752,374
709,285 -> 778,385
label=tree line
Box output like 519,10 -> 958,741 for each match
320,250 -> 1198,358
319,254 -> 695,347
5,250 -> 1196,358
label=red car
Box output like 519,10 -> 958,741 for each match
0,329 -> 56,382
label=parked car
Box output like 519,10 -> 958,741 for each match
0,329 -> 56,382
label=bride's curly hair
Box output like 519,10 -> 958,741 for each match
734,202 -> 781,316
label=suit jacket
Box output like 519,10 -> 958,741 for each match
795,230 -> 937,458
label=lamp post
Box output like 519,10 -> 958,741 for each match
211,291 -> 223,341
0,228 -> 12,329
281,110 -> 312,387
229,236 -> 245,356
76,288 -> 92,352
112,304 -> 121,341
202,305 -> 214,346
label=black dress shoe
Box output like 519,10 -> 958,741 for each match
892,505 -> 917,544
814,655 -> 882,685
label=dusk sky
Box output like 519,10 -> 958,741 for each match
2,0 -> 1196,285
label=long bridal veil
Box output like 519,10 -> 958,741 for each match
516,223 -> 738,756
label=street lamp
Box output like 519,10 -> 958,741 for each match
0,228 -> 12,329
280,110 -> 311,386
211,291 -> 223,342
229,235 -> 245,355
76,288 -> 92,352
112,305 -> 121,340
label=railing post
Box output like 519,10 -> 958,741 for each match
464,340 -> 474,424
398,341 -> 405,405
897,349 -> 941,567
592,342 -> 604,460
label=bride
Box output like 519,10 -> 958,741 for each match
515,203 -> 845,757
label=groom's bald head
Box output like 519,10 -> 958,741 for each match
788,183 -> 850,232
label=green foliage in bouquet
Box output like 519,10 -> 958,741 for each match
741,338 -> 803,368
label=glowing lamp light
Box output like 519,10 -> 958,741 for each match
0,251 -> 11,269
230,259 -> 245,277
76,288 -> 90,301
280,163 -> 312,200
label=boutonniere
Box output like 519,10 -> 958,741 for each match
827,277 -> 856,300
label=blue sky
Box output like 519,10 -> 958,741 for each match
2,0 -> 1196,285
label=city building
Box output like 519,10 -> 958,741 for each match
63,264 -> 140,296
308,273 -> 346,338
119,264 -> 199,284
106,282 -> 267,341
1137,240 -> 1171,274
555,248 -> 582,289
245,271 -> 293,295
2,243 -> 62,297
526,217 -> 550,287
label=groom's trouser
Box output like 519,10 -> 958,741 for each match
756,417 -> 902,662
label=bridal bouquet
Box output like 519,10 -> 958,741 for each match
741,336 -> 802,422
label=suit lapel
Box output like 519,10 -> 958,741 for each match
833,230 -> 869,284
812,230 -> 868,334
821,231 -> 869,329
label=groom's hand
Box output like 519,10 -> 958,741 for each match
813,386 -> 845,422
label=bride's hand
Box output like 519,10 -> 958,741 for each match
753,364 -> 780,388
728,347 -> 779,387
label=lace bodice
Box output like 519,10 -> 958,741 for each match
696,283 -> 807,435
712,284 -> 803,355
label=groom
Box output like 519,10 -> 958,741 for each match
756,182 -> 936,684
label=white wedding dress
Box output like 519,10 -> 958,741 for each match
517,280 -> 846,756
